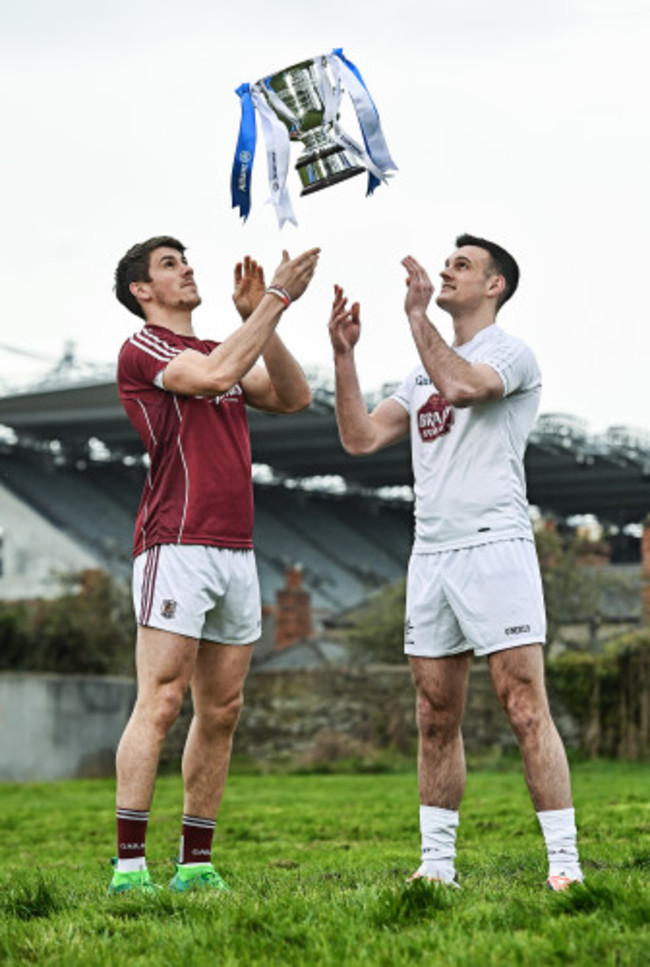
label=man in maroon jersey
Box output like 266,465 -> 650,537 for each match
109,236 -> 319,895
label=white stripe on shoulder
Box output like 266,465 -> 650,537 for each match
129,329 -> 181,362
142,328 -> 184,355
128,337 -> 173,363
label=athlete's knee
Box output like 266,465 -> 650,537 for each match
144,682 -> 187,736
500,687 -> 549,740
217,691 -> 245,732
416,690 -> 462,743
197,690 -> 244,735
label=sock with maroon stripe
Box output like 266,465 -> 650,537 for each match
116,808 -> 149,872
179,814 -> 216,866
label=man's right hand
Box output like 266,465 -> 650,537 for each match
401,255 -> 434,320
270,248 -> 321,302
328,284 -> 361,356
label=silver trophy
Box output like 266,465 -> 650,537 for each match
232,49 -> 396,226
261,56 -> 365,196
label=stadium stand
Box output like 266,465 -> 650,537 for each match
1,363 -> 649,622
254,488 -> 409,612
0,445 -> 410,612
0,450 -> 134,577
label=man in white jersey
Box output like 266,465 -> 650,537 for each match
109,236 -> 319,895
328,234 -> 583,892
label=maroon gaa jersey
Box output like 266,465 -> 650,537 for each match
117,325 -> 254,557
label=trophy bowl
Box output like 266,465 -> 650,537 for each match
260,56 -> 366,196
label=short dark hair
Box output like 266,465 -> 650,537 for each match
114,235 -> 186,319
455,233 -> 520,310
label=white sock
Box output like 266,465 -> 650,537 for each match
419,805 -> 459,882
537,807 -> 583,879
116,857 -> 147,873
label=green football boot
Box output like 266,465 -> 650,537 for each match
169,862 -> 230,894
108,859 -> 157,895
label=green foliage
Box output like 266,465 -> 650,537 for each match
600,627 -> 650,665
0,569 -> 135,676
332,578 -> 406,664
549,630 -> 650,759
547,650 -> 598,724
598,631 -> 650,759
536,528 -> 592,643
0,601 -> 31,667
0,762 -> 649,965
535,528 -> 639,644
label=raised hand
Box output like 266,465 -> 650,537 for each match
328,284 -> 361,355
401,255 -> 434,318
270,248 -> 321,303
233,256 -> 266,320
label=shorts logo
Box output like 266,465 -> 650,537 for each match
161,599 -> 177,620
505,624 -> 531,636
417,394 -> 454,442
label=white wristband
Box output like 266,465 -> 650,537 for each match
266,285 -> 292,308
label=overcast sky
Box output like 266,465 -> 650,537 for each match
1,0 -> 648,433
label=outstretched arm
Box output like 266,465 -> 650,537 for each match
161,248 -> 320,398
329,284 -> 409,454
234,255 -> 312,413
402,255 -> 503,407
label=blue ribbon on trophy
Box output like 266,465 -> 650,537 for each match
231,83 -> 257,221
231,49 -> 397,228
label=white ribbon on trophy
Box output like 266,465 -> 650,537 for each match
314,58 -> 387,187
250,86 -> 298,228
326,52 -> 397,188
316,55 -> 388,183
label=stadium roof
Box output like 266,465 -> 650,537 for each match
2,378 -> 650,524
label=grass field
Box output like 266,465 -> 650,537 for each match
1,759 -> 649,965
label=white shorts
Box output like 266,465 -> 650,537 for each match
405,538 -> 546,659
132,545 -> 261,645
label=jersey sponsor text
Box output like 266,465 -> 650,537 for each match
417,394 -> 454,442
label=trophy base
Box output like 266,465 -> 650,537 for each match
296,145 -> 365,196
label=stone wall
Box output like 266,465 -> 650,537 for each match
0,665 -> 580,782
162,662 -> 581,768
0,673 -> 135,781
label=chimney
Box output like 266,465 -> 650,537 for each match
274,564 -> 312,651
641,516 -> 650,625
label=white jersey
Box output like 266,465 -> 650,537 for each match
392,323 -> 542,553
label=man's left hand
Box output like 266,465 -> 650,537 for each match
233,256 -> 266,320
